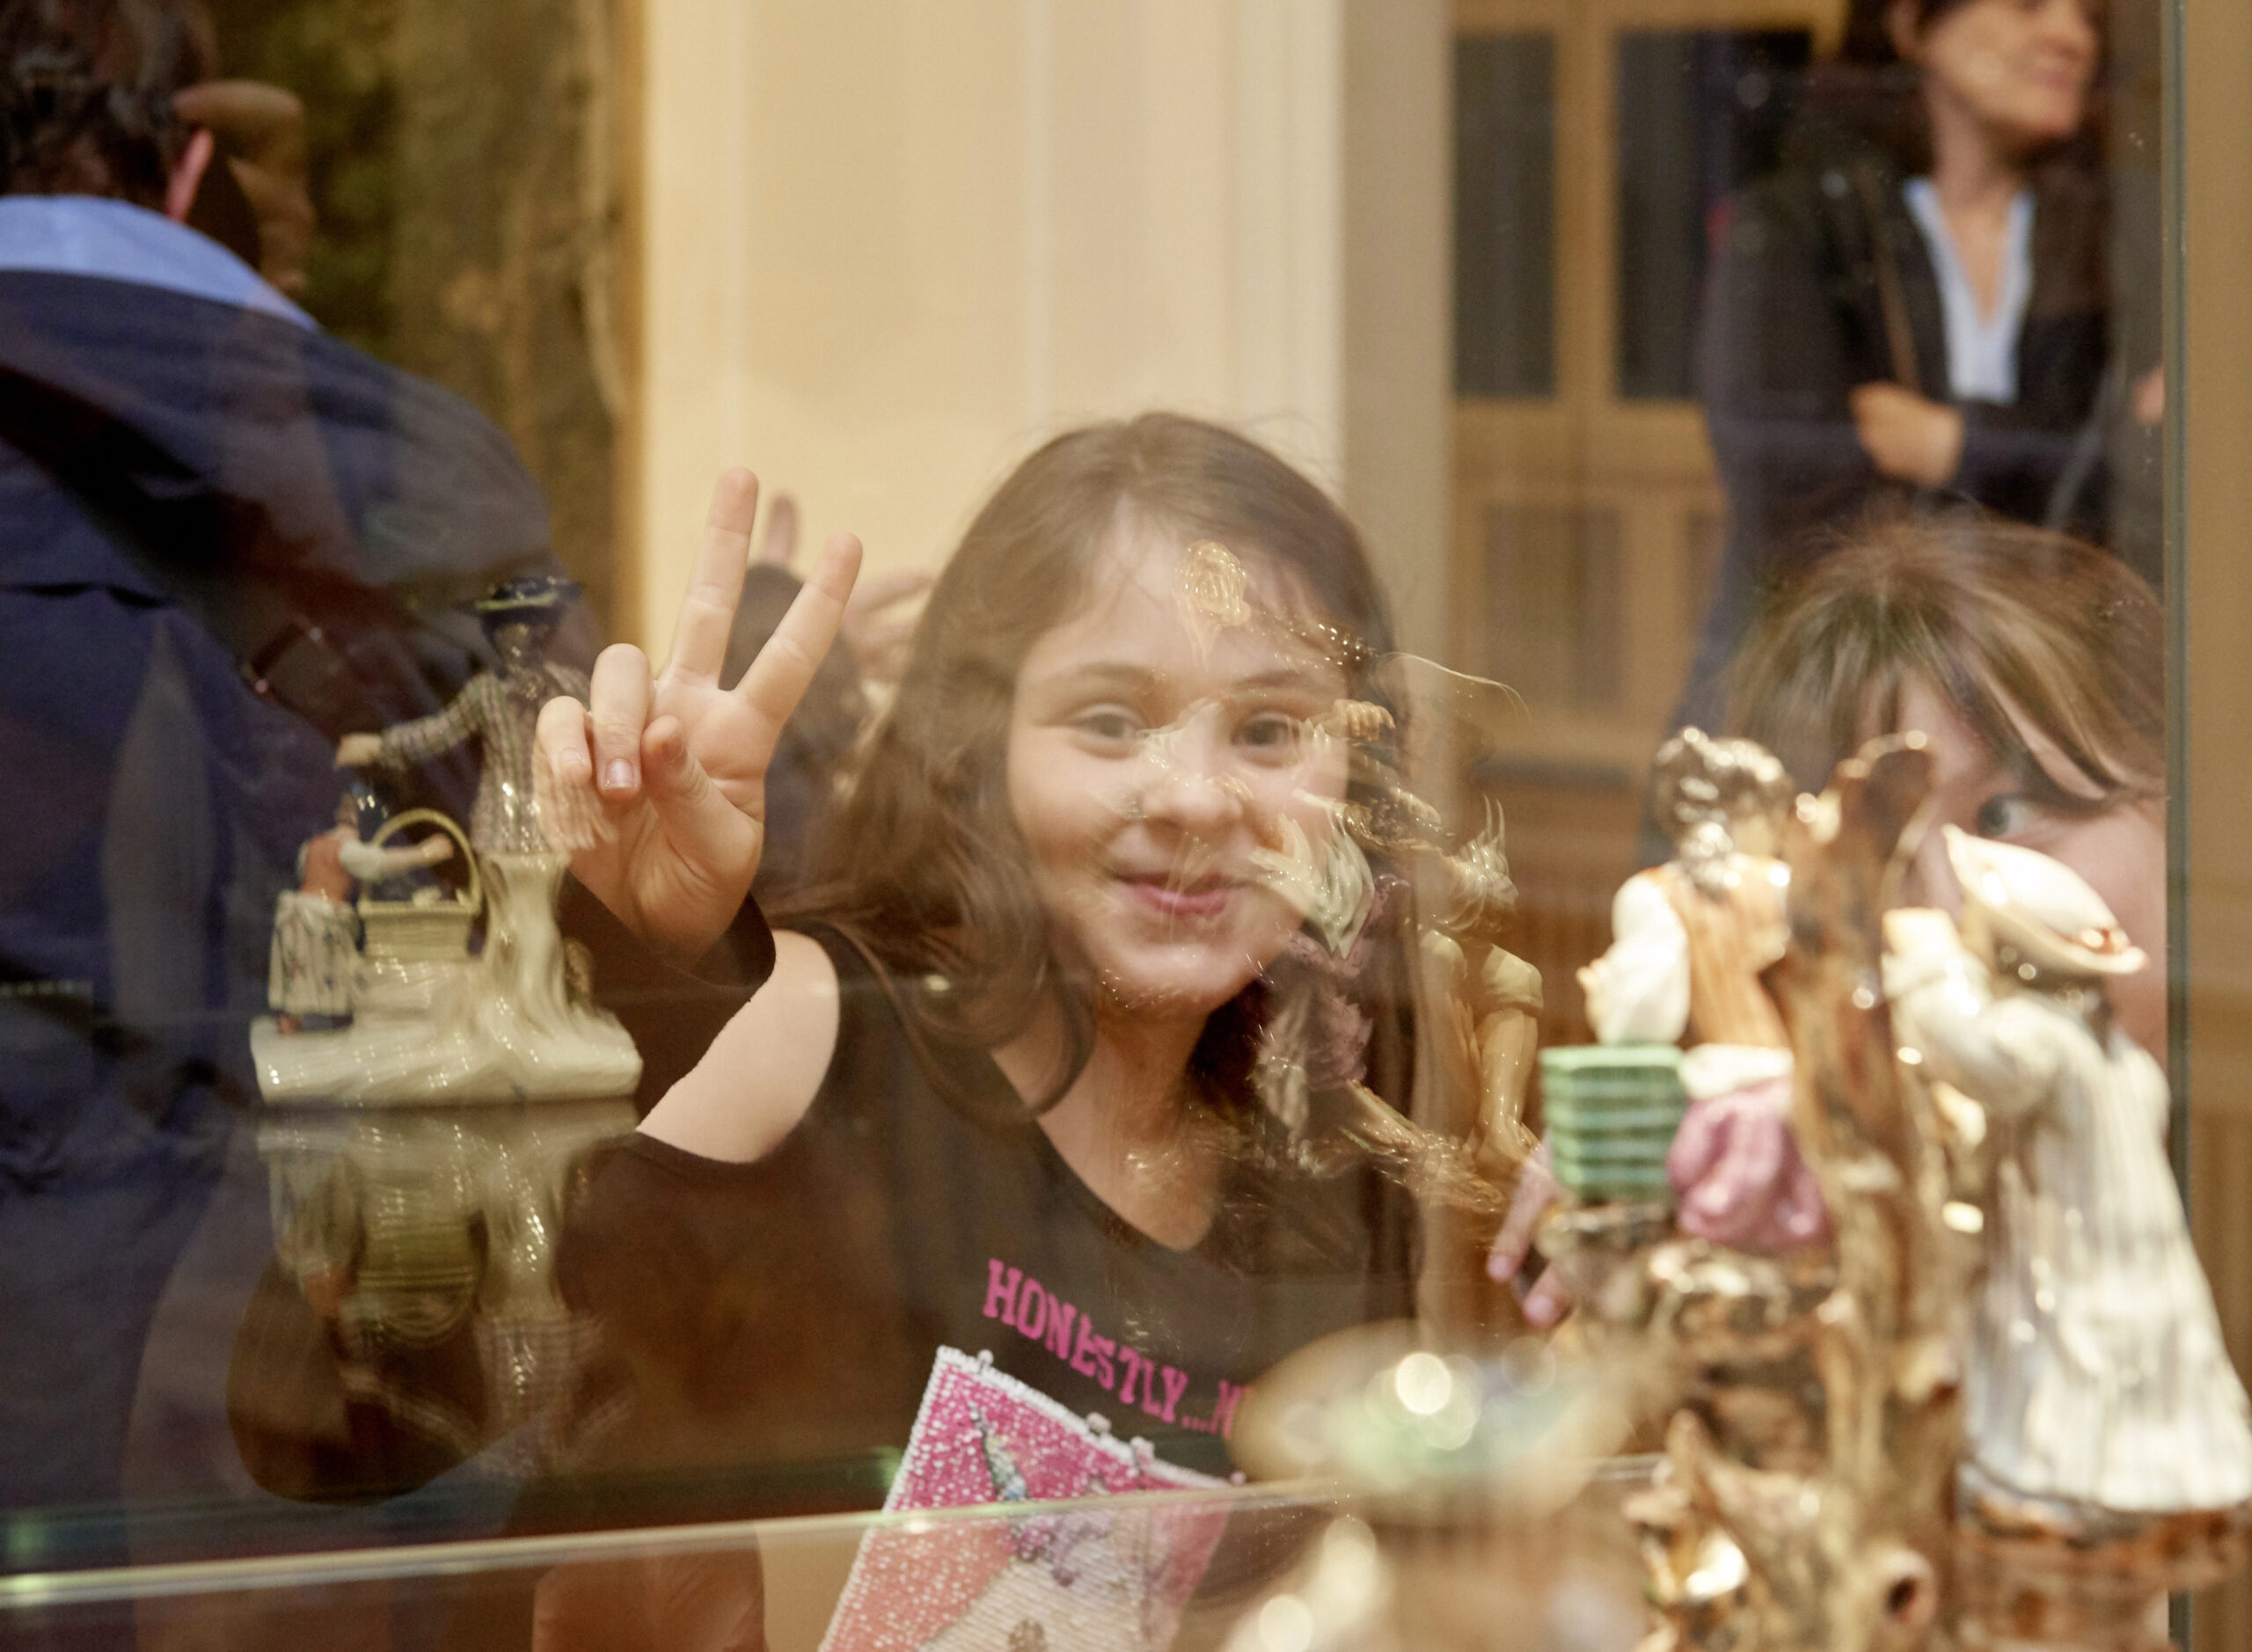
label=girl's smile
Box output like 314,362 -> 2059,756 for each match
1006,523 -> 1353,1020
1115,873 -> 1239,923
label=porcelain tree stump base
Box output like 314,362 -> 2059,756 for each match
252,852 -> 640,1105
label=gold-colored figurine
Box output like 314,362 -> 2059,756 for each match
1544,735 -> 2252,1651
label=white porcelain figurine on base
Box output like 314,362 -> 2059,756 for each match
252,576 -> 640,1105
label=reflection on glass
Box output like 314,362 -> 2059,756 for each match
0,0 -> 2221,1645
1682,0 -> 2124,735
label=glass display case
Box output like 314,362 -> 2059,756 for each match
4,1466 -> 1658,1650
3,0 -> 2246,1646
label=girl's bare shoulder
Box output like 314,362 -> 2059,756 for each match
638,930 -> 843,1164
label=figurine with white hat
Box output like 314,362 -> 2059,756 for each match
1883,826 -> 2252,1529
255,575 -> 638,1103
334,574 -> 589,855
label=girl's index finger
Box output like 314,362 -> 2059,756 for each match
664,468 -> 762,686
736,532 -> 863,733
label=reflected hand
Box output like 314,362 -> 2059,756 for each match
2133,365 -> 2166,428
172,81 -> 315,297
841,569 -> 933,687
752,486 -> 928,688
1851,382 -> 1963,489
1485,1145 -> 1573,1327
1665,1087 -> 1829,1251
420,837 -> 456,866
535,468 -> 862,961
335,733 -> 383,768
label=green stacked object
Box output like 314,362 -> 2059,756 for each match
1539,1044 -> 1688,1204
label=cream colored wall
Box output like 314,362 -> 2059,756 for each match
2184,0 -> 2252,1640
632,0 -> 1447,657
1344,0 -> 1451,664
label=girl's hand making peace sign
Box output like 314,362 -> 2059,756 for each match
536,469 -> 862,961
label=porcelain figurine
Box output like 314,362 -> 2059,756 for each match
1544,741 -> 1960,1652
252,577 -> 639,1103
1886,829 -> 2252,1539
1171,545 -> 1543,1331
269,784 -> 453,1033
1545,739 -> 2252,1651
334,576 -> 590,853
1577,728 -> 1824,1249
253,1098 -> 635,1465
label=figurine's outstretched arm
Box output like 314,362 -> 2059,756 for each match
369,679 -> 488,767
1472,947 -> 1542,1170
1581,874 -> 1690,1046
337,837 -> 453,881
535,469 -> 862,962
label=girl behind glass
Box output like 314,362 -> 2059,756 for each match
546,414 -> 1426,1511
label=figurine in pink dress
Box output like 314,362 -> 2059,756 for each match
1577,728 -> 1827,1250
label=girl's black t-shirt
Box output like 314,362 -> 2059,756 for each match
556,926 -> 1418,1508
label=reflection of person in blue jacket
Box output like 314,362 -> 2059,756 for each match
0,0 -> 564,1535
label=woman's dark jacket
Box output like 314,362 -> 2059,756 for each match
1678,126 -> 2114,734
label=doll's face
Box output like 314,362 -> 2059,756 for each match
1005,525 -> 1353,1021
1890,675 -> 2166,1056
1901,0 -> 2098,157
1727,804 -> 1785,861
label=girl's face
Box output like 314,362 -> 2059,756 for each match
1903,0 -> 2097,157
1890,676 -> 2167,1057
1006,527 -> 1353,1021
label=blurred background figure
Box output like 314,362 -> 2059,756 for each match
1726,512 -> 2166,1057
1677,0 -> 2137,737
0,0 -> 565,1553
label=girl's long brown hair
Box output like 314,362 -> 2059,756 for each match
1726,510 -> 2161,808
775,413 -> 1398,1118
